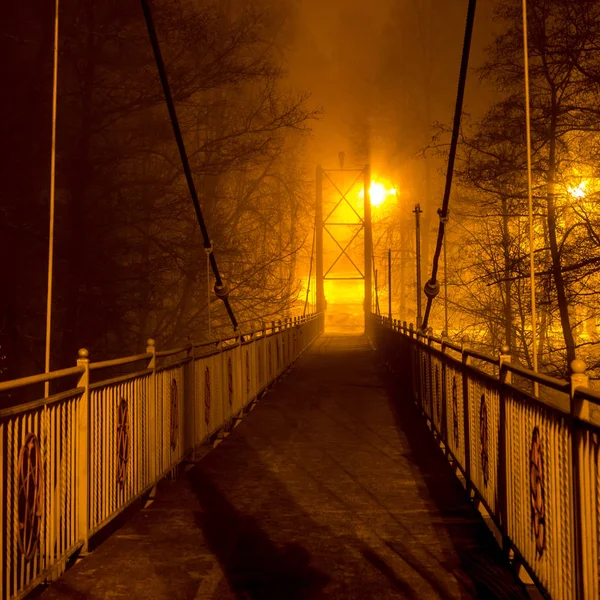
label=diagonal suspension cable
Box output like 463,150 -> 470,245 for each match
303,218 -> 316,316
141,0 -> 237,330
522,0 -> 538,375
44,0 -> 59,396
421,0 -> 477,331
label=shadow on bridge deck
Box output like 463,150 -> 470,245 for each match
41,335 -> 528,599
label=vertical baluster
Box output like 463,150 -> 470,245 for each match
76,349 -> 90,552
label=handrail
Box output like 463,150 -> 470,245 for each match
192,339 -> 220,351
503,361 -> 570,393
463,346 -> 497,364
368,315 -> 600,599
89,352 -> 152,371
0,312 -> 322,391
441,339 -> 463,353
371,313 -> 586,405
0,310 -> 324,600
89,369 -> 154,391
0,365 -> 84,393
0,386 -> 85,418
574,385 -> 600,404
155,345 -> 192,358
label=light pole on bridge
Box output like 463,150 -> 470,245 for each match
414,204 -> 423,329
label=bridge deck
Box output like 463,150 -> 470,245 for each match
41,335 -> 528,599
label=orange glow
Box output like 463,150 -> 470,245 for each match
568,180 -> 588,199
324,279 -> 363,304
359,182 -> 397,207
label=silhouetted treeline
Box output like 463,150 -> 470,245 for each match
1,0 -> 317,389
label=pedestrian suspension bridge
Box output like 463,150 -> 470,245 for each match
3,0 -> 600,597
2,296 -> 600,599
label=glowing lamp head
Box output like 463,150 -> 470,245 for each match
359,182 -> 397,207
568,181 -> 587,199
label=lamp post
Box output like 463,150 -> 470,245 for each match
388,247 -> 392,320
414,204 -> 423,329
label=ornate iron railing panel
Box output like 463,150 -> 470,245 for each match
445,362 -> 466,471
504,386 -> 575,599
0,390 -> 83,600
368,314 -> 600,600
89,373 -> 152,534
1,312 -> 323,600
466,370 -> 501,519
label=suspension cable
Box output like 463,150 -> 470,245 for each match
372,253 -> 380,315
206,249 -> 212,338
44,0 -> 59,397
421,0 -> 477,331
303,222 -> 316,316
140,0 -> 237,330
522,0 -> 538,374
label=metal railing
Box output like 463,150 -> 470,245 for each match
368,314 -> 599,600
0,313 -> 324,600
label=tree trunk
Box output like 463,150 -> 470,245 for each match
546,116 -> 576,365
501,197 -> 514,350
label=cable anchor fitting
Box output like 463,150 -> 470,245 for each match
424,279 -> 440,300
437,208 -> 449,224
214,281 -> 230,300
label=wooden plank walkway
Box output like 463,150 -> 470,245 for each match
41,335 -> 529,599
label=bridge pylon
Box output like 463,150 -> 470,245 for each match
315,162 -> 372,331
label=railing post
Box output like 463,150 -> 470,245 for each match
407,322 -> 417,400
570,358 -> 588,398
426,328 -> 434,427
461,336 -> 472,491
295,316 -> 300,357
186,341 -> 196,453
237,333 -> 243,412
146,339 -> 158,498
498,344 -> 511,552
76,348 -> 90,552
441,330 -> 449,446
570,358 -> 588,600
260,322 -> 266,390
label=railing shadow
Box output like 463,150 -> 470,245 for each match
186,461 -> 330,599
378,356 -> 530,599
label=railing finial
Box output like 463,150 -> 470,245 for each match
570,358 -> 588,400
